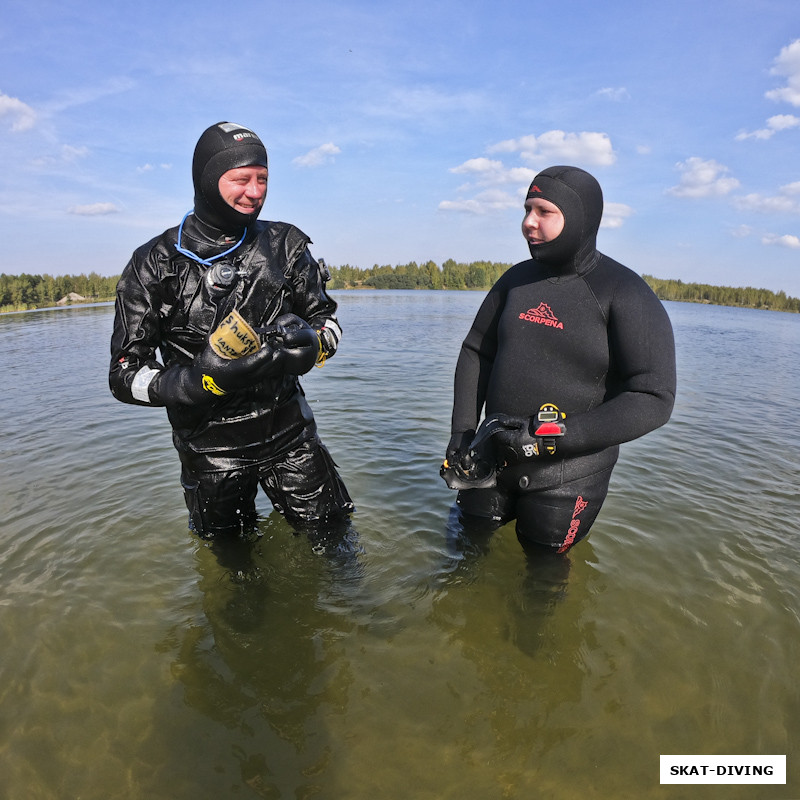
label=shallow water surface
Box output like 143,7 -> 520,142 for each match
0,293 -> 798,799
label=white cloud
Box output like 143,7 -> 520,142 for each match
762,233 -> 800,249
42,77 -> 136,118
735,41 -> 800,143
450,157 -> 504,175
438,188 -> 520,215
31,144 -> 89,168
449,158 -> 536,186
506,166 -> 539,183
601,202 -> 634,229
67,202 -> 120,216
765,38 -> 800,107
370,86 -> 487,120
441,129 -> 614,215
137,163 -> 172,173
733,193 -> 798,214
667,157 -> 739,198
292,142 -> 341,168
61,144 -> 88,162
488,130 -> 616,166
596,87 -> 630,102
735,113 -> 800,140
768,114 -> 800,131
0,92 -> 37,131
732,182 -> 800,215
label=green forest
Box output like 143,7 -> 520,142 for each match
327,260 -> 800,312
0,272 -> 119,313
1,261 -> 799,313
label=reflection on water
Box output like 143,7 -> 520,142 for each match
442,504 -> 574,656
162,515 -> 363,798
0,296 -> 799,799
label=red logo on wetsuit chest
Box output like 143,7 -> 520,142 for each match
519,302 -> 564,330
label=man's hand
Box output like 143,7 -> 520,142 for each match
192,342 -> 283,395
152,341 -> 283,405
272,313 -> 320,375
444,429 -> 477,472
490,408 -> 566,460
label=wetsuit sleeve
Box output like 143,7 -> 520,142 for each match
109,245 -> 168,407
288,248 -> 342,359
450,279 -> 507,434
558,277 -> 676,456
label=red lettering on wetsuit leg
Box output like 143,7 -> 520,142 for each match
557,495 -> 589,553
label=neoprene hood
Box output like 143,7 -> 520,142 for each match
192,122 -> 268,231
526,166 -> 603,270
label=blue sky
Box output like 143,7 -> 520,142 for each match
2,0 -> 799,295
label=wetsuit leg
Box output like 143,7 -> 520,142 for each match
258,436 -> 354,526
181,466 -> 259,539
456,485 -> 515,524
514,465 -> 614,553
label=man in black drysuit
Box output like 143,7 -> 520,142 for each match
444,166 -> 676,553
109,122 -> 353,540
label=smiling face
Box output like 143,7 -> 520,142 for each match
217,165 -> 269,217
521,197 -> 565,247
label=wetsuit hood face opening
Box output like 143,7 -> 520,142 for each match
525,166 -> 603,271
192,122 -> 269,233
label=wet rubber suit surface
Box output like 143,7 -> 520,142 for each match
450,166 -> 676,552
110,215 -> 353,537
110,122 -> 352,539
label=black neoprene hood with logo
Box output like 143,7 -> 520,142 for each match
192,122 -> 269,231
526,166 -> 604,271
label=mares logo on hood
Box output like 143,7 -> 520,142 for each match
192,121 -> 269,232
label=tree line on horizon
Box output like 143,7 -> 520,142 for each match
326,260 -> 800,312
639,274 -> 800,312
0,272 -> 119,312
1,262 -> 799,313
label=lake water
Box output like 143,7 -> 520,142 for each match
0,291 -> 798,799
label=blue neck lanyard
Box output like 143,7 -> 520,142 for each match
174,211 -> 247,266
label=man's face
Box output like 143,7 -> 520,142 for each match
521,197 -> 565,246
218,166 -> 269,217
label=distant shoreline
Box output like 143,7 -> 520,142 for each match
0,299 -> 115,315
1,288 -> 798,315
4,265 -> 799,313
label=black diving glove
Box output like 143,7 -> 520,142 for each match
445,430 -> 476,472
151,341 -> 283,405
441,427 -> 500,490
490,407 -> 566,460
272,313 -> 320,376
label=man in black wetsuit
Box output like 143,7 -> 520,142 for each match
110,122 -> 353,540
444,165 -> 676,553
